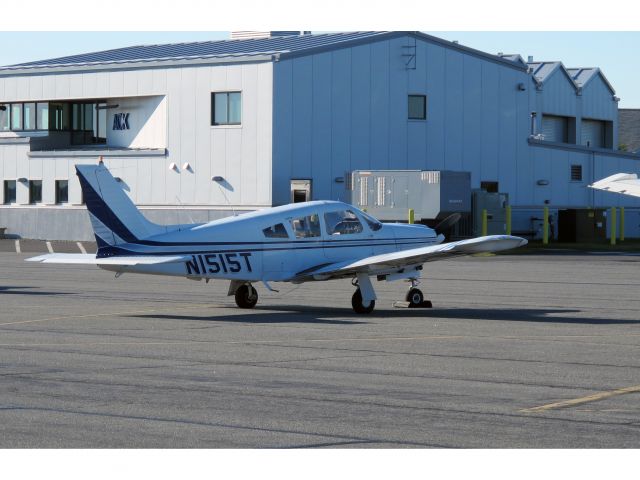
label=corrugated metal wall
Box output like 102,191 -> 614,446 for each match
272,35 -> 532,206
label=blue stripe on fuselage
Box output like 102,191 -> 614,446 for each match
96,238 -> 436,258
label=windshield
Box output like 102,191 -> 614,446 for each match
357,209 -> 383,231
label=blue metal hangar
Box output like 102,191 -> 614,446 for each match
0,31 -> 638,240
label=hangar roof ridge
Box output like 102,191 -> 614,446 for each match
0,31 -> 528,74
566,66 -> 615,94
527,60 -> 581,91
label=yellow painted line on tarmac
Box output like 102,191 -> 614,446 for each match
520,384 -> 640,413
76,242 -> 87,254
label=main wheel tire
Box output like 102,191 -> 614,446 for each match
235,284 -> 258,309
405,288 -> 424,307
351,288 -> 375,314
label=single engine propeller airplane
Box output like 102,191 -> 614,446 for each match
28,164 -> 527,313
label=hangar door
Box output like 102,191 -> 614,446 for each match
541,115 -> 568,143
581,119 -> 605,148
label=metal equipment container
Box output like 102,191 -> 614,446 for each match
348,170 -> 471,222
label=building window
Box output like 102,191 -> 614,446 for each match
408,95 -> 427,120
481,181 -> 499,193
0,105 -> 9,131
3,180 -> 16,204
29,180 -> 42,204
10,104 -> 22,130
23,103 -> 36,130
211,92 -> 242,125
55,180 -> 69,204
37,103 -> 49,130
570,165 -> 583,182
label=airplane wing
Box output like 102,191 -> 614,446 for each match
26,253 -> 187,266
589,173 -> 640,198
294,235 -> 527,281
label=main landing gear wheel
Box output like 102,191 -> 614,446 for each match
235,284 -> 258,309
352,288 -> 375,314
405,288 -> 432,308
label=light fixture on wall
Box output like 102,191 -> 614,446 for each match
17,177 -> 27,183
182,162 -> 192,172
114,177 -> 123,183
334,177 -> 345,183
212,176 -> 225,182
536,179 -> 549,186
169,162 -> 178,171
517,83 -> 526,91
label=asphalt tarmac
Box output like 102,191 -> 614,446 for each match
1,245 -> 640,447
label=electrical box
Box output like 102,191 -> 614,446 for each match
472,189 -> 509,236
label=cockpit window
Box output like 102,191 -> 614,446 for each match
324,210 -> 364,235
360,210 -> 383,231
290,214 -> 321,238
262,223 -> 289,238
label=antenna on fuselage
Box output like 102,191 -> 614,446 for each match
212,175 -> 237,217
174,196 -> 196,224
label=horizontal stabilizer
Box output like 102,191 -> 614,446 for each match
26,253 -> 186,266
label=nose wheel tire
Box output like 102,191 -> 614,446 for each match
235,284 -> 258,309
352,288 -> 375,314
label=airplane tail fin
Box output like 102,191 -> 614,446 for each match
76,164 -> 165,246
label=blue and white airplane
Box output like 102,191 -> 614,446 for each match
28,164 -> 527,314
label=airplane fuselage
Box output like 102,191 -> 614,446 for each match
97,201 -> 440,283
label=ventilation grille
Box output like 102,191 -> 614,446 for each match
570,165 -> 583,181
421,171 -> 440,184
359,177 -> 368,206
375,177 -> 386,206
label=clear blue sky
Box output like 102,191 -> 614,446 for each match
0,31 -> 637,107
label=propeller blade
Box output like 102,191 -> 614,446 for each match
434,213 -> 462,235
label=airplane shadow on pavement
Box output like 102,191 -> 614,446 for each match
0,286 -> 75,296
131,304 -> 640,326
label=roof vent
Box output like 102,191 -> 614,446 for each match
231,31 -> 310,40
528,55 -> 534,63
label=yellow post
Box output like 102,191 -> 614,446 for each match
610,207 -> 617,246
482,209 -> 488,236
408,208 -> 414,225
543,207 -> 549,245
506,205 -> 512,235
620,207 -> 625,242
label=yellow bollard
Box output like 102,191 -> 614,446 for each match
481,209 -> 488,236
610,207 -> 617,246
620,207 -> 625,242
408,208 -> 414,225
543,207 -> 549,245
506,205 -> 512,235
